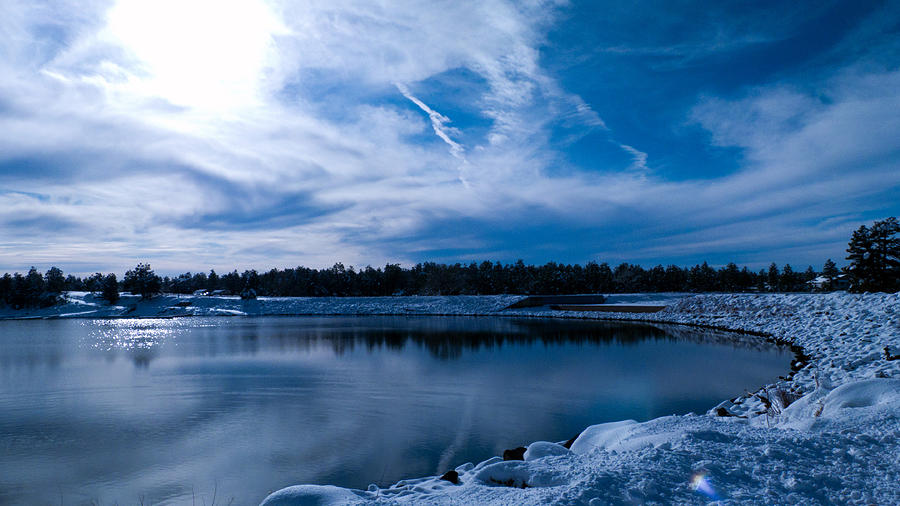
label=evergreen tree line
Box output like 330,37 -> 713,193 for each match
0,263 -> 161,309
1,217 -> 896,308
0,259 -> 840,308
126,260 -> 827,296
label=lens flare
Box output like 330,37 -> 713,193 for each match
690,471 -> 719,500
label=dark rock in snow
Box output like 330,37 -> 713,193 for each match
562,433 -> 580,449
502,447 -> 526,461
440,470 -> 459,484
716,407 -> 735,417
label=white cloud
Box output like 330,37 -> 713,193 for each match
619,144 -> 649,176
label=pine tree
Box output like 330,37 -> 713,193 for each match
803,266 -> 816,282
24,267 -> 45,306
869,217 -> 900,291
84,273 -> 103,293
822,259 -> 838,280
0,273 -> 12,306
44,267 -> 66,295
846,217 -> 900,292
207,270 -> 219,292
123,263 -> 162,299
781,264 -> 796,291
101,273 -> 120,304
8,273 -> 26,308
64,274 -> 81,291
819,259 -> 837,291
846,225 -> 874,290
767,263 -> 779,291
721,262 -> 740,291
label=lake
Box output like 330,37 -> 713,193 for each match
0,316 -> 791,505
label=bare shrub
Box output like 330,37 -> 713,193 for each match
771,387 -> 802,412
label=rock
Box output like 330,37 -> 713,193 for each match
440,470 -> 459,484
562,433 -> 580,449
502,446 -> 526,461
716,407 -> 735,417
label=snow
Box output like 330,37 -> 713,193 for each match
2,292 -> 898,504
257,485 -> 366,505
473,459 -> 567,488
601,292 -> 692,306
0,292 -> 522,320
567,420 -> 639,454
523,441 -> 570,461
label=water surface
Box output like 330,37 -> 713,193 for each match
0,316 -> 791,505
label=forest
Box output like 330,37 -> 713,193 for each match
1,217 -> 896,308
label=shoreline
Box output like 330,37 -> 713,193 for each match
256,293 -> 899,505
1,298 -> 811,376
2,293 -> 897,504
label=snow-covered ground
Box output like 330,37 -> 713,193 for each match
0,291 -> 522,319
2,292 -> 898,504
600,292 -> 693,306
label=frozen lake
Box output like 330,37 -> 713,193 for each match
0,316 -> 791,505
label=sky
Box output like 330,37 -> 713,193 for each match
1,0 -> 899,276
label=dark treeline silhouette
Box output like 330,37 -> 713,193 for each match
153,260 -> 822,296
0,267 -> 119,309
0,260 -> 827,308
2,217 -> 896,308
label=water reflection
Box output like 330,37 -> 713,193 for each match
235,318 -> 678,361
0,317 -> 791,505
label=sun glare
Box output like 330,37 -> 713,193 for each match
105,0 -> 283,110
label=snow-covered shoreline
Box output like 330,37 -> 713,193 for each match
2,292 -> 898,504
0,292 -> 524,320
259,293 -> 900,505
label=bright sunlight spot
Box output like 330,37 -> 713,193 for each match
105,0 -> 283,110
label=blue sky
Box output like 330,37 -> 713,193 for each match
1,0 -> 898,275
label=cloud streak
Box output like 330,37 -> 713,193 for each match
395,82 -> 466,161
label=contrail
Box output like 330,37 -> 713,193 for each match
395,82 -> 467,163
